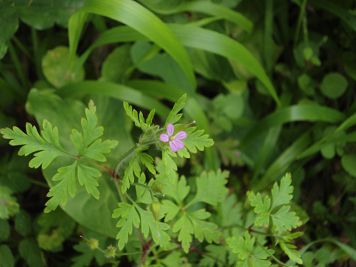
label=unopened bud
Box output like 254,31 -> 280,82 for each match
105,245 -> 116,258
87,238 -> 99,250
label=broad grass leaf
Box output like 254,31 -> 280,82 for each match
70,0 -> 196,88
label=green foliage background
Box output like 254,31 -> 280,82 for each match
0,0 -> 356,266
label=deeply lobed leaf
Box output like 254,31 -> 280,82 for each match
1,120 -> 67,169
194,170 -> 229,206
112,203 -> 140,250
123,102 -> 155,132
177,126 -> 214,158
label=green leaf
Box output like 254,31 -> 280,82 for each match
71,101 -> 118,161
320,72 -> 348,99
161,200 -> 180,222
15,210 -> 32,236
0,43 -> 7,59
219,194 -> 243,227
0,186 -> 19,219
0,120 -> 67,169
213,93 -> 244,120
130,41 -> 194,93
321,143 -> 335,159
140,153 -> 156,175
26,90 -> 119,237
101,45 -> 133,82
0,219 -> 10,242
160,174 -> 189,204
190,209 -> 219,243
0,245 -> 14,267
0,1 -> 18,59
271,173 -> 293,209
227,233 -> 255,260
341,154 -> 356,177
0,155 -> 30,193
19,239 -> 46,267
227,232 -> 272,267
77,164 -> 101,199
41,101 -> 117,212
123,102 -> 155,132
137,207 -> 170,247
161,251 -> 187,267
57,81 -> 170,117
0,2 -> 18,39
72,230 -> 107,267
172,208 -> 219,253
176,126 -> 214,158
121,152 -> 142,193
112,203 -> 140,250
36,209 -> 76,252
44,160 -> 103,212
272,205 -> 301,233
75,23 -> 278,105
328,239 -> 356,261
311,0 -> 356,31
279,242 -> 302,264
165,94 -> 187,125
243,103 -> 345,148
170,24 -> 280,106
254,131 -> 312,190
135,174 -> 152,205
72,239 -> 106,267
173,214 -> 194,253
71,100 -> 103,149
45,161 -> 78,212
194,170 -> 229,206
161,150 -> 178,173
72,242 -> 95,267
18,0 -> 84,29
140,0 -> 253,32
199,244 -> 228,267
248,174 -> 301,232
71,0 -> 196,88
247,191 -> 271,227
42,46 -> 84,88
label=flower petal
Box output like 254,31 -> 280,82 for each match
170,139 -> 184,152
160,133 -> 169,143
167,123 -> 174,136
175,131 -> 187,140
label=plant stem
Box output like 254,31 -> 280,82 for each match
31,28 -> 43,79
221,223 -> 283,238
27,178 -> 49,188
8,42 -> 29,90
113,177 -> 126,203
114,146 -> 137,178
114,139 -> 159,178
294,0 -> 308,43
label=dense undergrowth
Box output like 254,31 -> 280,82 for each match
0,0 -> 356,266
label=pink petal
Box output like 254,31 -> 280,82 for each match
175,131 -> 187,140
170,140 -> 184,152
160,133 -> 169,143
167,123 -> 174,136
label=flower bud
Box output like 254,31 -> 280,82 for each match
87,238 -> 99,250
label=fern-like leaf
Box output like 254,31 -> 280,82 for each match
1,120 -> 67,169
123,102 -> 155,132
112,203 -> 140,250
165,94 -> 186,125
176,127 -> 214,158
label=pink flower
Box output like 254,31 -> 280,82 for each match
160,123 -> 187,152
